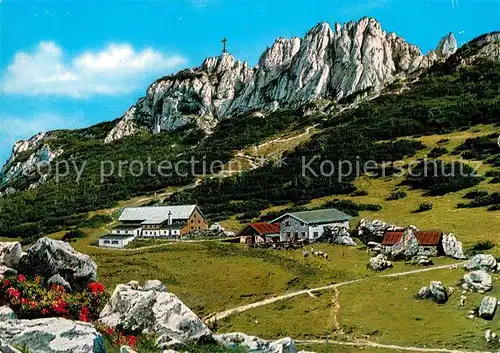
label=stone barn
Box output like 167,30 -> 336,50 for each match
381,230 -> 443,257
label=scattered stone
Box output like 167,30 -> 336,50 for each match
0,318 -> 106,353
0,306 -> 16,321
464,254 -> 497,272
468,314 -> 475,319
417,281 -> 449,303
0,266 -> 16,279
0,242 -> 22,269
479,296 -> 497,319
463,270 -> 492,292
99,281 -> 211,349
368,254 -> 393,271
19,237 -> 97,291
214,333 -> 297,353
143,279 -> 167,292
441,233 -> 466,260
47,274 -> 72,292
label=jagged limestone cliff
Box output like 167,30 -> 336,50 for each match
104,17 -> 458,143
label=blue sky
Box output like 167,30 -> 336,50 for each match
1,0 -> 499,165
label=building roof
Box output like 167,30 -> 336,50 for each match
111,224 -> 142,230
118,205 -> 199,224
381,230 -> 442,246
100,234 -> 136,240
237,222 -> 280,236
271,208 -> 352,225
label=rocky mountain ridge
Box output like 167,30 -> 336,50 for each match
104,17 -> 458,143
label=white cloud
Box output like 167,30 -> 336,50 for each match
1,41 -> 187,98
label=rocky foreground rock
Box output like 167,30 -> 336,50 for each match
0,242 -> 22,269
215,333 -> 309,353
99,280 -> 212,349
19,237 -> 97,291
0,318 -> 106,353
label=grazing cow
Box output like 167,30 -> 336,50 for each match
313,251 -> 319,257
303,250 -> 309,258
318,251 -> 324,256
323,252 -> 329,260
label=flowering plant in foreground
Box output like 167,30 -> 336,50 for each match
95,322 -> 138,348
0,274 -> 108,322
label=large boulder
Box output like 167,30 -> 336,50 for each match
417,281 -> 449,303
391,227 -> 419,259
478,296 -> 497,319
99,281 -> 211,348
214,333 -> 297,353
464,254 -> 497,272
0,242 -> 22,269
0,318 -> 105,353
320,226 -> 356,246
463,270 -> 492,292
357,219 -> 405,243
19,237 -> 97,291
368,254 -> 393,271
441,233 -> 466,260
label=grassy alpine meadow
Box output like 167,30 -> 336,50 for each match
217,267 -> 497,351
54,226 -> 453,319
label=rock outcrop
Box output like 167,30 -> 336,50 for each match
463,270 -> 492,293
357,219 -> 405,244
320,226 -> 356,246
0,318 -> 106,353
99,280 -> 212,349
368,254 -> 393,271
441,233 -> 466,260
104,17 -> 458,143
464,254 -> 497,272
19,237 -> 97,291
214,333 -> 298,353
0,242 -> 22,269
478,296 -> 497,319
0,133 -> 62,191
417,281 -> 449,303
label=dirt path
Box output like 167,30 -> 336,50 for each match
294,339 -> 490,353
330,287 -> 341,332
205,262 -> 463,324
